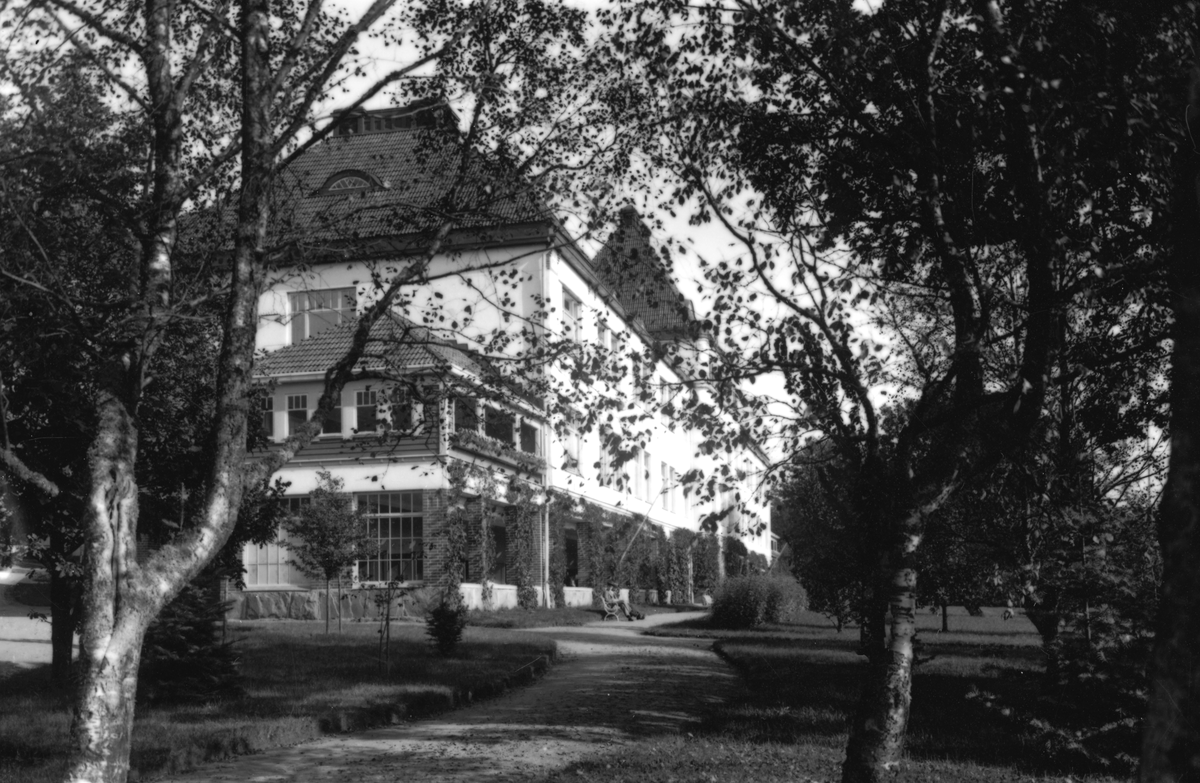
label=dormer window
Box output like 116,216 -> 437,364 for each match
317,170 -> 379,195
328,175 -> 371,191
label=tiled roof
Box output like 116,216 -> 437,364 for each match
592,207 -> 695,339
256,313 -> 480,377
271,126 -> 548,248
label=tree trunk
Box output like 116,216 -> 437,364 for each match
337,573 -> 342,634
716,526 -> 727,582
1025,601 -> 1064,682
324,577 -> 331,635
941,604 -> 949,633
1140,60 -> 1200,783
67,622 -> 146,783
65,377 -> 153,782
842,510 -> 920,783
49,567 -> 78,684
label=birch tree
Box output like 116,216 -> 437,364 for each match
0,0 -> 612,780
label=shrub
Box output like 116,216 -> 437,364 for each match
140,578 -> 241,703
426,579 -> 468,657
711,575 -> 808,629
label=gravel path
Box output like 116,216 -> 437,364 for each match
159,614 -> 739,783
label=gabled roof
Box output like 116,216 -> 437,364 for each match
592,207 -> 695,339
255,314 -> 480,377
271,118 -> 548,250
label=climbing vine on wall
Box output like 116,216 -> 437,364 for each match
506,482 -> 542,610
445,459 -> 545,610
546,491 -> 722,605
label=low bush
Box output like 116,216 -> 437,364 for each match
139,579 -> 241,704
426,588 -> 468,656
711,575 -> 808,629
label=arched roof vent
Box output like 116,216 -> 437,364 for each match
317,169 -> 383,195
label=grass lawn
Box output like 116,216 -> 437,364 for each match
467,603 -> 696,629
0,619 -> 556,783
557,607 -> 1133,783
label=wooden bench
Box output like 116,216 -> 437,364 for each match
600,596 -> 621,621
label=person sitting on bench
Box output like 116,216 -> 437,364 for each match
603,583 -> 642,621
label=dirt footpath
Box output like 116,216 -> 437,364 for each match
160,615 -> 740,783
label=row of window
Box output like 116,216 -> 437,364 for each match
244,492 -> 514,588
586,442 -> 685,513
260,387 -> 427,440
453,398 -> 540,454
260,389 -> 546,461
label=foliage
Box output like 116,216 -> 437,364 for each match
138,577 -> 241,704
450,430 -> 547,473
281,471 -> 374,584
775,459 -> 869,631
426,601 -> 469,657
506,484 -> 542,610
545,491 -> 727,605
594,1 -> 1190,776
711,575 -> 808,629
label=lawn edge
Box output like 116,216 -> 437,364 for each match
134,639 -> 560,782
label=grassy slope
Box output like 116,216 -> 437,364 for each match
0,620 -> 555,783
557,608 -> 1130,783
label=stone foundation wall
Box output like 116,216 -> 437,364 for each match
229,581 -> 567,620
561,586 -> 593,608
228,587 -> 434,622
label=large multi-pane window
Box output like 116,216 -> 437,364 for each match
288,287 -> 355,344
357,492 -> 424,582
243,497 -> 308,586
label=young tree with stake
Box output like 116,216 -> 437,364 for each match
281,470 -> 374,634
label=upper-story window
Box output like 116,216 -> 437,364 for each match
561,423 -> 581,474
320,395 -> 342,437
484,407 -> 515,445
630,449 -> 651,501
287,394 -> 307,435
356,387 -> 420,434
260,394 -> 274,439
289,288 -> 355,344
454,397 -> 478,433
661,461 -> 677,512
562,289 -> 581,342
519,421 -> 539,454
356,389 -> 381,433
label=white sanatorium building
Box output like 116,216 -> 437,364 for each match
230,103 -> 772,619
